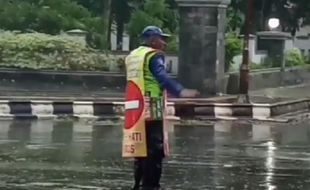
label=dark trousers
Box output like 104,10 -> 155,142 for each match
132,120 -> 164,190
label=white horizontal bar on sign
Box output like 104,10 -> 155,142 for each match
112,102 -> 125,105
125,100 -> 140,110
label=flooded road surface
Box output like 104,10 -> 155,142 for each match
0,120 -> 309,189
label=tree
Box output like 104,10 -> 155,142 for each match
227,6 -> 243,33
74,0 -> 103,15
126,0 -> 178,50
278,0 -> 310,35
111,0 -> 131,50
230,0 -> 310,36
0,0 -> 103,35
73,0 -> 112,47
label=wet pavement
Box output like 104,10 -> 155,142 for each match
251,83 -> 310,100
1,82 -> 310,103
0,120 -> 309,189
1,83 -> 310,103
0,81 -> 124,99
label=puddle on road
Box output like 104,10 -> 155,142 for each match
0,120 -> 308,189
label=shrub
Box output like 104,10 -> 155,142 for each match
225,34 -> 242,72
305,55 -> 310,65
260,57 -> 280,68
254,49 -> 307,69
165,33 -> 178,53
0,31 -> 117,71
250,62 -> 267,70
284,48 -> 306,67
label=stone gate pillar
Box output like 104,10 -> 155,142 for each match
176,0 -> 230,95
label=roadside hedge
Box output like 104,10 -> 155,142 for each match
0,31 -> 117,71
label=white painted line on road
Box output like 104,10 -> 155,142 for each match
73,102 -> 94,115
214,106 -> 233,116
31,103 -> 54,115
0,103 -> 10,115
252,106 -> 271,119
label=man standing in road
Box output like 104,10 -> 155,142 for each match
122,26 -> 198,190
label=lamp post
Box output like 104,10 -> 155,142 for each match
236,0 -> 253,103
268,18 -> 285,71
268,18 -> 280,30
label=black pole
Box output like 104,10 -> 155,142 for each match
236,0 -> 253,103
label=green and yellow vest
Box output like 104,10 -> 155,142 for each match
122,46 -> 168,158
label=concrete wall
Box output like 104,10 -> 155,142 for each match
295,25 -> 310,55
112,33 -> 307,74
68,29 -> 309,74
232,35 -> 267,69
225,66 -> 310,94
1,66 -> 310,94
110,25 -> 310,52
110,32 -> 130,51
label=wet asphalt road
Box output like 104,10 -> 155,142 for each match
0,120 -> 309,189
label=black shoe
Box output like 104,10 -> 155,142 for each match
140,187 -> 162,190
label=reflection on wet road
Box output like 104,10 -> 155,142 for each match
0,120 -> 309,189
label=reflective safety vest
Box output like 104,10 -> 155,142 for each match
122,46 -> 169,158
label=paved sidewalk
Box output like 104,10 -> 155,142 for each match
0,95 -> 236,103
1,81 -> 309,103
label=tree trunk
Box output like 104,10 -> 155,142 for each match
102,0 -> 112,49
107,10 -> 112,50
129,36 -> 138,50
116,17 -> 124,50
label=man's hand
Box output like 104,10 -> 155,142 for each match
180,89 -> 199,97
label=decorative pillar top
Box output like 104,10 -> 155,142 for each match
256,31 -> 292,40
175,0 -> 231,7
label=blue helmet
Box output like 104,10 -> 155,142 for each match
141,26 -> 170,38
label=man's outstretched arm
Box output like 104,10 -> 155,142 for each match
148,53 -> 184,97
